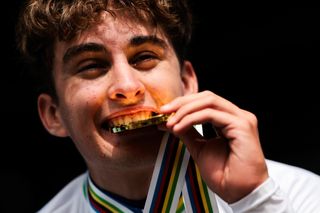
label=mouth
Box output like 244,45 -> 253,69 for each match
102,111 -> 170,134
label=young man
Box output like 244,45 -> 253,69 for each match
16,0 -> 320,212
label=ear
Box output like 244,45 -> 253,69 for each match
37,94 -> 68,137
181,60 -> 198,95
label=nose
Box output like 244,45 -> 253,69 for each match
108,63 -> 145,105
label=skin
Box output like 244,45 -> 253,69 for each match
38,11 -> 268,204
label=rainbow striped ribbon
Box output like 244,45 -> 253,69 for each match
84,178 -> 133,212
143,133 -> 190,212
182,158 -> 219,212
84,131 -> 219,213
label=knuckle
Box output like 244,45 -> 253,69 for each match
243,110 -> 258,127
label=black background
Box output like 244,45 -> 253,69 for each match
1,2 -> 320,212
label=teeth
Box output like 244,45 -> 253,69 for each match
109,111 -> 154,127
133,113 -> 141,122
109,113 -> 170,133
124,116 -> 132,124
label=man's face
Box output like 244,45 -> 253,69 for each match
45,12 -> 196,171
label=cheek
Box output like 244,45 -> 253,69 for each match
60,84 -> 105,129
146,73 -> 184,106
68,85 -> 103,107
59,85 -> 107,156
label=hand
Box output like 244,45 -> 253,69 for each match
160,90 -> 269,203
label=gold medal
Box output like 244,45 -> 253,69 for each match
110,114 -> 170,133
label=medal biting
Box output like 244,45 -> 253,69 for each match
109,113 -> 170,133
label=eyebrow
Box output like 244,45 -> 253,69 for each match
63,43 -> 107,64
130,35 -> 167,48
62,35 -> 167,64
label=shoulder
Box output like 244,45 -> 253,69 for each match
266,159 -> 320,212
37,172 -> 90,213
266,159 -> 320,183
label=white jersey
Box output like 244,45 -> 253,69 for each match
38,160 -> 320,213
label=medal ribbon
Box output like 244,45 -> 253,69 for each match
84,131 -> 219,212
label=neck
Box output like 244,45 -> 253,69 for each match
88,129 -> 165,200
90,165 -> 154,200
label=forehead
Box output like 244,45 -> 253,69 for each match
57,11 -> 169,51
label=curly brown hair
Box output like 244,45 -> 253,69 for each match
16,0 -> 193,100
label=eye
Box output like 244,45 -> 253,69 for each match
130,52 -> 160,70
77,60 -> 110,79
